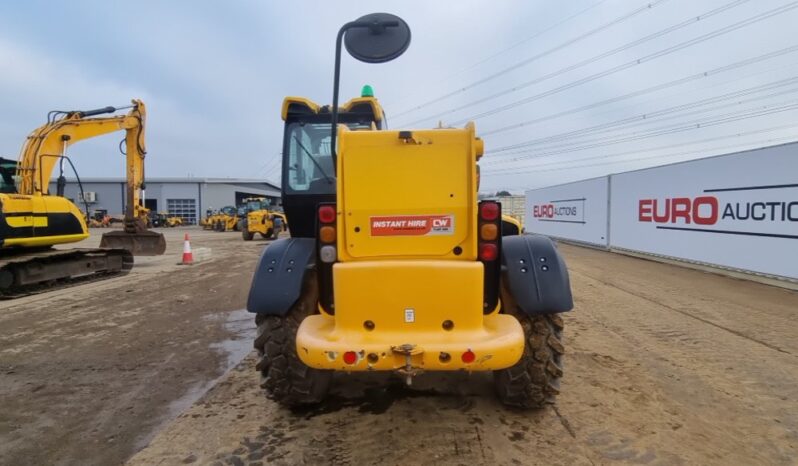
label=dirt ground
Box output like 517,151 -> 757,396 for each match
2,235 -> 797,465
0,227 -> 268,466
127,243 -> 797,466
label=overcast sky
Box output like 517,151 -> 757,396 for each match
1,0 -> 796,193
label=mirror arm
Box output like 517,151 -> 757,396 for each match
329,22 -> 349,174
330,19 -> 400,171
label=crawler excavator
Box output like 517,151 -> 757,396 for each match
0,100 -> 166,297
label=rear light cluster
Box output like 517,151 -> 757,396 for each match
318,204 -> 337,263
478,201 -> 501,262
337,350 -> 477,366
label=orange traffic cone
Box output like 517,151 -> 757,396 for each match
181,233 -> 194,265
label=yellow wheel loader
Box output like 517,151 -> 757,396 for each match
149,211 -> 183,228
0,100 -> 166,297
167,215 -> 183,227
201,209 -> 219,229
247,14 -> 572,408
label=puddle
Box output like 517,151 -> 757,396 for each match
134,309 -> 255,452
209,309 -> 257,369
168,309 -> 255,416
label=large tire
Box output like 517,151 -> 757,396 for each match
494,285 -> 564,408
242,229 -> 254,241
253,273 -> 331,406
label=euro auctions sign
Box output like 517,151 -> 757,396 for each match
610,143 -> 798,280
525,177 -> 610,246
638,189 -> 798,239
532,199 -> 585,223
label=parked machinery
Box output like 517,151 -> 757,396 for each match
0,100 -> 166,296
149,211 -> 183,228
240,197 -> 287,241
212,205 -> 238,232
246,14 -> 573,408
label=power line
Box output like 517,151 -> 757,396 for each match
484,132 -> 798,181
479,100 -> 798,164
484,77 -> 798,155
401,0 -> 751,126
440,2 -> 798,127
256,153 -> 282,178
391,0 -> 669,119
480,48 -> 798,137
438,0 -> 610,82
482,123 -> 798,174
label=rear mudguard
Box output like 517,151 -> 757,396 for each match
501,234 -> 573,314
247,238 -> 315,315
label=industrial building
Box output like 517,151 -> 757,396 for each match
49,177 -> 281,225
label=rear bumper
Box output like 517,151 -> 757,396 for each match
295,260 -> 524,372
297,313 -> 524,371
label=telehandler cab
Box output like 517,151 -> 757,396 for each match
247,13 -> 573,408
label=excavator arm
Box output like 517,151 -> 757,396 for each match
17,99 -> 148,223
14,99 -> 165,255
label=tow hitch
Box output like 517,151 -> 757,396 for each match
392,343 -> 424,385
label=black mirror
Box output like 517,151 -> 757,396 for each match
344,13 -> 411,64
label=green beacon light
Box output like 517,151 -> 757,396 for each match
361,84 -> 374,97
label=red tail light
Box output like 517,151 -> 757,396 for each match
343,351 -> 357,365
479,243 -> 498,261
318,205 -> 336,224
479,201 -> 499,221
461,350 -> 476,364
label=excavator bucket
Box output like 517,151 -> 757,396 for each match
100,230 -> 167,256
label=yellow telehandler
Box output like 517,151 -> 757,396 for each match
240,197 -> 287,241
0,100 -> 166,296
211,205 -> 239,231
247,14 -> 572,408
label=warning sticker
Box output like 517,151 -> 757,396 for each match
370,214 -> 455,236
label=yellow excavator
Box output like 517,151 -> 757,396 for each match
0,99 -> 166,297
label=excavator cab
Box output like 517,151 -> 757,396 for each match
0,157 -> 16,194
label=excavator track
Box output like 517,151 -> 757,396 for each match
0,248 -> 133,299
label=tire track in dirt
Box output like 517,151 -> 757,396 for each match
574,269 -> 793,355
